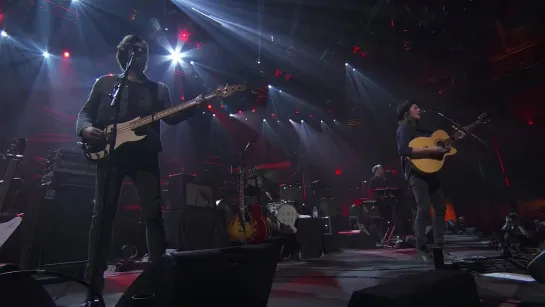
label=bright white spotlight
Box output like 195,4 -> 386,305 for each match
190,61 -> 194,65
213,114 -> 216,117
43,51 -> 50,58
333,119 -> 337,121
289,118 -> 292,121
301,120 -> 304,123
268,85 -> 272,89
245,118 -> 248,121
229,114 -> 234,117
1,31 -> 7,37
169,51 -> 182,63
321,120 -> 324,123
279,90 -> 282,93
352,68 -> 355,72
345,63 -> 348,66
262,119 -> 267,122
277,120 -> 280,123
202,111 -> 205,114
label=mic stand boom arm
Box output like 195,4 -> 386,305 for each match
431,110 -> 489,148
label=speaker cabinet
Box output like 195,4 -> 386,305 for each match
0,264 -> 56,307
115,243 -> 280,307
348,270 -> 481,307
26,184 -> 94,268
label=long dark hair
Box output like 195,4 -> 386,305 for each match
116,34 -> 149,71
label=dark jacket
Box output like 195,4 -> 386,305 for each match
76,75 -> 193,152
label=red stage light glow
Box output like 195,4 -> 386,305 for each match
195,42 -> 202,50
271,113 -> 275,117
208,104 -> 212,109
274,69 -> 282,77
352,45 -> 361,54
238,110 -> 242,114
252,108 -> 256,113
528,120 -> 534,126
63,51 -> 70,58
335,169 -> 342,175
178,29 -> 191,42
284,73 -> 292,80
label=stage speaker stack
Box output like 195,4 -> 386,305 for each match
115,243 -> 279,307
347,270 -> 482,307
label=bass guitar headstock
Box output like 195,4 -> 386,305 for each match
2,137 -> 27,160
215,84 -> 247,98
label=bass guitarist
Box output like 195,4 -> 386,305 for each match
396,101 -> 464,262
76,34 -> 195,307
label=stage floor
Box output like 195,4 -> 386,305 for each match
47,235 -> 545,307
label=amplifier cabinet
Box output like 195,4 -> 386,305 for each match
164,174 -> 215,209
25,184 -> 95,268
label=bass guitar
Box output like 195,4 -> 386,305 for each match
81,84 -> 246,161
408,113 -> 489,174
228,163 -> 255,242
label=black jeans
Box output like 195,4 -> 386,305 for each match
409,173 -> 446,250
85,150 -> 166,296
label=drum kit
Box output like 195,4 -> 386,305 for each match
266,200 -> 298,234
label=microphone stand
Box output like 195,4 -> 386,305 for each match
428,110 -> 488,147
88,50 -> 134,304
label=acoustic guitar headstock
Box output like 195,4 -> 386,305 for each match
476,113 -> 491,125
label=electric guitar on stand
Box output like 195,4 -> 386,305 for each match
408,113 -> 489,174
228,163 -> 255,242
0,138 -> 26,250
246,167 -> 269,242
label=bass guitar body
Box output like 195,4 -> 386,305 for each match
228,216 -> 255,242
408,130 -> 457,174
248,203 -> 269,243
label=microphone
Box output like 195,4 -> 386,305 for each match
421,107 -> 439,113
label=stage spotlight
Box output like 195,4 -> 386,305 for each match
63,51 -> 70,58
345,63 -> 348,66
202,111 -> 205,114
277,120 -> 280,123
279,90 -> 282,93
321,120 -> 324,123
268,85 -> 272,89
301,120 -> 304,123
208,104 -> 212,109
245,118 -> 248,121
333,119 -> 336,121
42,51 -> 50,58
263,119 -> 266,122
289,118 -> 292,121
1,31 -> 7,37
352,68 -> 355,72
169,51 -> 182,63
213,114 -> 216,117
190,61 -> 194,65
229,114 -> 234,117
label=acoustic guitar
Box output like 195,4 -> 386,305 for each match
408,113 -> 489,174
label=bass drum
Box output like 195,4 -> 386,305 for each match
276,204 -> 298,233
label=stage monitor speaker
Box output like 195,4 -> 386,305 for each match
347,270 -> 481,307
0,263 -> 56,307
115,243 -> 279,307
528,251 -> 545,284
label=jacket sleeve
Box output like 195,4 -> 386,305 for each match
396,123 -> 414,157
76,78 -> 102,136
160,83 -> 194,125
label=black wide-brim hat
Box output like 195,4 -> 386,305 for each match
397,100 -> 413,121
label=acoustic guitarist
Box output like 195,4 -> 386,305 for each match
396,101 -> 464,262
